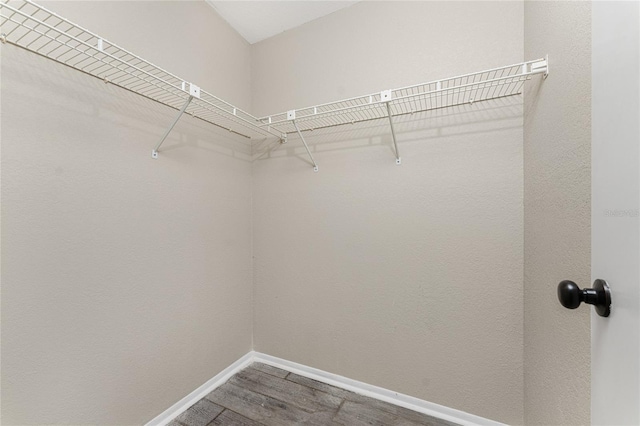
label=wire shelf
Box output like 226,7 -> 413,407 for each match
1,0 -> 548,167
0,0 -> 281,140
259,59 -> 548,135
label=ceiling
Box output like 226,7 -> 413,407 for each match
206,1 -> 359,44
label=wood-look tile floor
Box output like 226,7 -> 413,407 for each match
168,362 -> 459,426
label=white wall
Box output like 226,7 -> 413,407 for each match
523,2 -> 592,425
1,2 -> 254,424
251,2 -> 525,423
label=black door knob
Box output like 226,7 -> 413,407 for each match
557,279 -> 611,317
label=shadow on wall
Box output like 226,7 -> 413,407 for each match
523,71 -> 544,128
252,95 -> 523,168
2,47 -> 254,162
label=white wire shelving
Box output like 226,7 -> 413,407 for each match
259,57 -> 548,169
0,0 -> 283,158
0,0 -> 549,170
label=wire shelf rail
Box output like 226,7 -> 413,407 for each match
260,59 -> 548,135
259,57 -> 548,167
0,0 -> 548,168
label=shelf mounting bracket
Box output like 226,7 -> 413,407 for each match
530,54 -> 549,79
152,95 -> 194,159
382,91 -> 401,165
292,119 -> 318,172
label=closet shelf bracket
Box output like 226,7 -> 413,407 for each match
382,90 -> 401,165
290,111 -> 318,172
152,94 -> 194,159
152,82 -> 200,159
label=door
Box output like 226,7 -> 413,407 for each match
591,2 -> 640,424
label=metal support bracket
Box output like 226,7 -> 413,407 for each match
384,99 -> 401,165
531,54 -> 549,79
181,82 -> 201,98
152,95 -> 193,159
544,54 -> 549,79
292,120 -> 318,172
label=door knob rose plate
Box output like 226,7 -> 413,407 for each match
557,279 -> 611,317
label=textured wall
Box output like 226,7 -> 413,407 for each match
251,2 -> 525,423
1,2 -> 254,424
523,2 -> 591,425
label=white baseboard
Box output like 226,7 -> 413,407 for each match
145,351 -> 256,426
146,350 -> 505,426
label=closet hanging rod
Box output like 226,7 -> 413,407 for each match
0,0 -> 285,155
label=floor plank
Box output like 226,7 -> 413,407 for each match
230,366 -> 342,413
206,382 -> 336,426
286,373 -> 353,400
287,373 -> 457,426
332,400 -> 430,426
168,365 -> 461,426
210,409 -> 263,426
250,362 -> 290,378
171,399 -> 224,426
